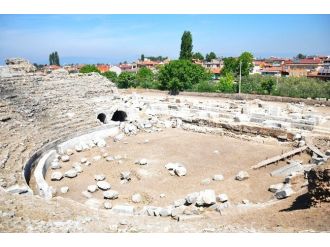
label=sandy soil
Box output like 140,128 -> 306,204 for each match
45,128 -> 295,208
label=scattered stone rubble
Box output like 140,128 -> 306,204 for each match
235,171 -> 249,181
165,163 -> 187,176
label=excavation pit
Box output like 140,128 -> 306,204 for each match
42,128 -> 297,210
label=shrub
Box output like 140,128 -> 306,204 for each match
191,81 -> 216,93
216,73 -> 236,93
168,78 -> 183,95
240,74 -> 265,94
79,65 -> 100,74
116,72 -> 137,88
273,77 -> 330,99
102,71 -> 118,83
240,74 -> 330,99
136,67 -> 154,88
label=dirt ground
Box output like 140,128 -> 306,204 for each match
45,128 -> 295,208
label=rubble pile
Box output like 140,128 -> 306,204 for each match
308,161 -> 330,205
5,57 -> 36,73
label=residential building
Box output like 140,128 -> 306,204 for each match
109,66 -> 122,76
97,64 -> 110,73
119,63 -> 138,73
283,57 -> 323,77
137,59 -> 159,69
307,59 -> 330,81
202,59 -> 223,69
260,67 -> 282,77
210,67 -> 221,80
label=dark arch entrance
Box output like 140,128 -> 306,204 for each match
97,113 -> 107,124
111,110 -> 127,122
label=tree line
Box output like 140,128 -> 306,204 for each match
78,31 -> 329,99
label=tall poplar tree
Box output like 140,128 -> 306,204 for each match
179,31 -> 193,60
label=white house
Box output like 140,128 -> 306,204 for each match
110,66 -> 122,76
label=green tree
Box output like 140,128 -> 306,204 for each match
49,53 -> 54,65
179,31 -> 193,60
49,51 -> 60,66
238,52 -> 254,76
261,77 -> 276,94
296,53 -> 306,59
192,52 -> 204,61
168,78 -> 183,95
205,52 -> 217,62
141,54 -> 145,61
158,60 -> 211,94
102,71 -> 118,83
117,72 -> 137,88
217,73 -> 235,93
79,65 -> 100,73
144,56 -> 168,61
54,51 -> 60,66
136,67 -> 154,88
192,81 -> 217,93
221,57 -> 238,76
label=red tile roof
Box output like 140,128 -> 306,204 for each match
97,65 -> 110,73
298,58 -> 322,64
48,65 -> 61,70
261,67 -> 282,72
210,68 -> 221,74
138,60 -> 159,66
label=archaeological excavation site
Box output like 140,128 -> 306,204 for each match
0,58 -> 329,233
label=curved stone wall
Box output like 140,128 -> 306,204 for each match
23,124 -> 120,196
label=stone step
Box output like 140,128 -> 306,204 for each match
252,146 -> 308,169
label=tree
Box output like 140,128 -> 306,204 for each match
158,60 -> 211,94
141,54 -> 145,61
296,53 -> 306,59
205,52 -> 217,62
168,78 -> 183,95
79,65 -> 100,73
192,52 -> 204,61
217,73 -> 235,93
49,53 -> 54,65
136,67 -> 154,88
238,51 -> 254,77
117,72 -> 137,88
54,51 -> 60,66
221,57 -> 238,76
102,71 -> 118,83
261,77 -> 276,94
49,51 -> 60,66
179,31 -> 193,60
144,56 -> 168,62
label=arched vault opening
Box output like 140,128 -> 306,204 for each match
111,110 -> 127,122
97,113 -> 107,124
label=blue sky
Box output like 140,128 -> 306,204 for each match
0,15 -> 329,65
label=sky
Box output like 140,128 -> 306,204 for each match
0,14 -> 329,65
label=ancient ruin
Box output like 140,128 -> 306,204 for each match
0,58 -> 329,232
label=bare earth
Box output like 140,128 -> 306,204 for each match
35,128 -> 330,233
45,128 -> 292,206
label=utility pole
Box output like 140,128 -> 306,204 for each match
239,61 -> 242,95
